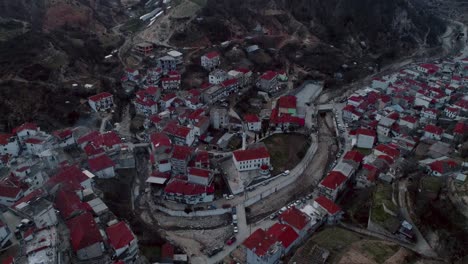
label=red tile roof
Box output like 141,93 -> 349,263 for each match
279,207 -> 309,231
171,145 -> 193,160
24,138 -> 43,144
343,150 -> 364,164
89,92 -> 112,102
12,123 -> 38,134
164,179 -> 214,196
260,70 -> 277,80
106,221 -> 135,250
233,146 -> 270,162
55,190 -> 92,219
163,122 -> 191,138
0,134 -> 13,145
66,212 -> 103,252
315,196 -> 341,215
204,51 -> 220,59
266,223 -> 298,249
430,159 -> 459,174
2,256 -> 14,264
84,143 -> 105,157
320,171 -> 347,190
187,167 -> 211,178
236,67 -> 251,74
243,229 -> 277,257
221,78 -> 238,87
244,114 -> 260,123
374,144 -> 400,159
0,183 -> 22,199
53,128 -> 73,140
150,132 -> 172,149
12,189 -> 44,208
45,165 -> 89,191
454,122 -> 468,135
424,124 -> 443,135
277,95 -> 297,109
88,155 -> 115,172
77,131 -> 100,145
356,128 -> 376,137
161,243 -> 174,259
401,116 -> 418,124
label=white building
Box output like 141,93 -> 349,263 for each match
0,134 -> 20,157
201,51 -> 221,71
15,198 -> 58,228
209,69 -> 227,84
88,92 -> 114,112
106,221 -> 139,262
232,146 -> 270,172
244,114 -> 261,132
13,123 -> 40,144
88,155 -> 116,178
0,221 -> 12,248
356,129 -> 376,149
187,167 -> 213,186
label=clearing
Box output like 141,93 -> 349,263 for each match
262,133 -> 310,175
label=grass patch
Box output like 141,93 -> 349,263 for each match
354,147 -> 372,155
140,245 -> 161,262
190,0 -> 207,6
262,133 -> 309,175
360,241 -> 400,264
371,184 -> 400,231
421,176 -> 443,193
311,227 -> 363,262
121,18 -> 144,33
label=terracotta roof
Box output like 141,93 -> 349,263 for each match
188,167 -> 211,178
163,122 -> 191,138
106,221 -> 135,250
374,144 -> 400,159
24,138 -> 43,144
236,67 -> 251,74
0,183 -> 22,199
203,51 -> 220,59
244,114 -> 260,123
12,123 -> 37,134
279,207 -> 309,230
401,116 -> 418,124
88,155 -> 115,172
266,223 -> 298,249
77,131 -> 100,145
161,243 -> 174,259
243,229 -> 277,257
12,189 -> 44,208
424,124 -> 443,135
171,145 -> 193,160
320,171 -> 347,190
356,128 -> 376,137
89,92 -> 112,102
55,190 -> 92,219
84,143 -> 105,157
45,165 -> 89,191
53,128 -> 73,140
260,70 -> 277,80
150,132 -> 172,149
221,78 -> 238,87
343,150 -> 364,163
277,95 -> 297,109
66,212 -> 103,252
233,146 -> 270,162
454,122 -> 468,135
0,134 -> 13,145
315,196 -> 341,215
164,179 -> 214,196
430,159 -> 459,174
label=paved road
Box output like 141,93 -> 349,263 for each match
398,180 -> 437,257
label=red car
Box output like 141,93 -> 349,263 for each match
226,236 -> 237,245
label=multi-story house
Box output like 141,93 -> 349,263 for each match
88,92 -> 114,112
201,51 -> 221,71
232,146 -> 270,172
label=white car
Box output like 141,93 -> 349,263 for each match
282,170 -> 290,176
233,227 -> 239,233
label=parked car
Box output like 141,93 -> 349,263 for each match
225,194 -> 234,200
226,236 -> 237,245
270,213 -> 278,220
208,205 -> 217,210
231,207 -> 237,214
233,226 -> 239,233
282,170 -> 290,176
222,204 -> 231,209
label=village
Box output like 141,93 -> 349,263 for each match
0,0 -> 468,264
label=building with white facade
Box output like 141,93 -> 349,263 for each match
232,146 -> 270,172
88,92 -> 114,112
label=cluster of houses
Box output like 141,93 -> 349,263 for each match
0,122 -> 140,263
242,195 -> 342,264
340,58 -> 468,187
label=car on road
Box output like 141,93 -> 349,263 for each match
270,213 -> 278,220
282,170 -> 290,176
279,206 -> 287,213
226,236 -> 237,245
222,204 -> 231,209
231,207 -> 237,214
225,194 -> 234,200
208,205 -> 217,210
233,226 -> 239,233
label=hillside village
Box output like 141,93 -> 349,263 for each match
1,1 -> 468,264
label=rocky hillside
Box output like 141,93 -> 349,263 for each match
172,0 -> 445,78
0,0 -> 128,130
